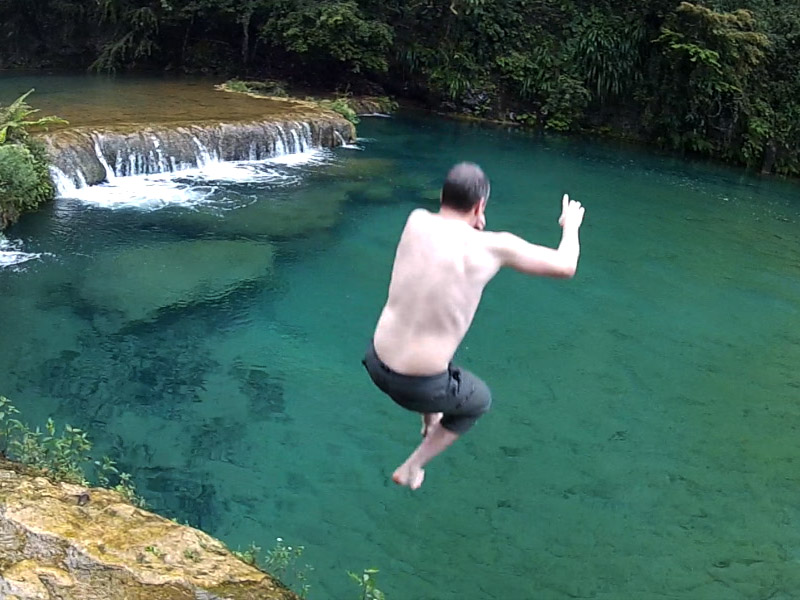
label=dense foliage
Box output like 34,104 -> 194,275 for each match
0,91 -> 65,228
2,0 -> 799,174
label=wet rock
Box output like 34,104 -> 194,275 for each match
0,460 -> 298,600
44,118 -> 354,188
79,240 -> 274,325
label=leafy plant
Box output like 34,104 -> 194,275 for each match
261,0 -> 393,77
0,90 -> 64,228
319,97 -> 360,125
224,79 -> 251,93
0,396 -> 144,506
348,568 -> 385,600
232,541 -> 262,566
222,79 -> 289,97
233,537 -> 313,598
0,89 -> 67,144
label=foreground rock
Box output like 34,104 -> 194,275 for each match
0,461 -> 297,600
80,239 -> 274,326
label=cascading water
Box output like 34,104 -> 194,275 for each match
45,118 -> 354,197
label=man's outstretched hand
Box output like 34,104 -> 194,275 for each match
558,193 -> 585,230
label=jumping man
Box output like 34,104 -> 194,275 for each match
363,162 -> 586,489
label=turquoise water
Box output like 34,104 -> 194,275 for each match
2,112 -> 800,599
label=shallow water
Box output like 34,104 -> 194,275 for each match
2,110 -> 800,599
0,72 -> 321,128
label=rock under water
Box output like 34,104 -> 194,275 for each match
79,239 -> 275,327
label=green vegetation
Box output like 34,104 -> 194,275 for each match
349,568 -> 386,600
183,547 -> 201,561
4,0 -> 799,175
0,395 -> 143,505
0,90 -> 65,228
232,538 -> 313,598
220,78 -> 288,97
144,545 -> 165,558
230,536 -> 386,600
318,97 -> 360,125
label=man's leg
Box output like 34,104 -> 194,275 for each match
420,412 -> 443,436
394,366 -> 491,490
393,422 -> 459,489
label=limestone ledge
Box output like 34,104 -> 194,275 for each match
0,461 -> 297,600
41,95 -> 357,189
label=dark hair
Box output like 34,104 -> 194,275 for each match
441,162 -> 490,212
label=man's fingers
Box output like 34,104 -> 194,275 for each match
562,193 -> 569,213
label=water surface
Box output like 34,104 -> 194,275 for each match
1,105 -> 799,599
0,73 -> 319,128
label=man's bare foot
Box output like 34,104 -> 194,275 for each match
420,412 -> 443,437
392,463 -> 425,490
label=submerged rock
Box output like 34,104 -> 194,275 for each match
80,240 -> 274,325
0,460 -> 298,600
171,182 -> 350,239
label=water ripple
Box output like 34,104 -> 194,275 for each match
0,236 -> 41,269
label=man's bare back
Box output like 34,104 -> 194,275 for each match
373,209 -> 501,375
363,162 -> 585,489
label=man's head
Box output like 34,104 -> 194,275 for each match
441,162 -> 490,211
441,162 -> 490,229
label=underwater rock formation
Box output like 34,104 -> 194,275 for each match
79,239 -> 274,326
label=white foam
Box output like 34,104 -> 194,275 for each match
265,148 -> 331,166
0,236 -> 41,269
59,149 -> 334,210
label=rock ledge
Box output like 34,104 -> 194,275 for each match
0,460 -> 297,600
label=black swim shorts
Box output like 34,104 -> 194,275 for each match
362,341 -> 492,434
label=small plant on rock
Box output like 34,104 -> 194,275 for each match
349,568 -> 386,600
0,395 -> 144,506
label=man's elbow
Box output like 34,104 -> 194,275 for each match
551,262 -> 577,279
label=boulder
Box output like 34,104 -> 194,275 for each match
0,461 -> 297,600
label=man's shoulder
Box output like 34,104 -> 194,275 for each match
408,207 -> 431,221
403,208 -> 432,231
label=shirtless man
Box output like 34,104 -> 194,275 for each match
363,162 -> 585,489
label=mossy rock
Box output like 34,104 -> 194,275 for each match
0,459 -> 299,600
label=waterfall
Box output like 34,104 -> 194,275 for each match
44,118 -> 354,196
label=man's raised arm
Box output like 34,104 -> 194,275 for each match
491,194 -> 585,279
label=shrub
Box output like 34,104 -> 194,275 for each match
0,89 -> 65,228
0,142 -> 54,228
320,97 -> 360,125
0,395 -> 143,506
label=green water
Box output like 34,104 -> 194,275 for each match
2,110 -> 800,599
